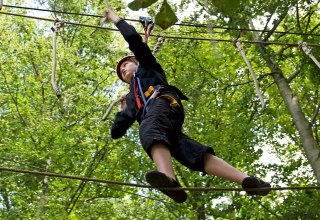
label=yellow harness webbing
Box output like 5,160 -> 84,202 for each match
144,86 -> 179,107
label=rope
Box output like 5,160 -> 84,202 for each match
1,11 -> 320,48
3,4 -> 320,38
1,167 -> 320,192
299,42 -> 320,69
234,39 -> 266,109
101,98 -> 121,121
51,21 -> 64,98
153,34 -> 166,55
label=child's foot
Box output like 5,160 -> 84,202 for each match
242,176 -> 271,196
145,170 -> 187,203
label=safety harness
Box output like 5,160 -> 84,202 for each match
133,69 -> 162,113
132,16 -> 179,116
133,69 -> 180,117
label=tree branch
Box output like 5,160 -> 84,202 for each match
90,73 -> 112,96
259,7 -> 277,39
30,54 -> 46,119
0,64 -> 27,126
305,10 -> 315,33
263,10 -> 288,42
222,73 -> 273,91
287,65 -> 302,83
196,0 -> 212,14
315,123 -> 320,146
296,3 -> 303,34
310,104 -> 320,126
66,143 -> 109,214
273,45 -> 292,57
274,27 -> 295,41
254,198 -> 280,217
309,21 -> 320,34
186,51 -> 224,83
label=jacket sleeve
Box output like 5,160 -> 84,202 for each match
111,93 -> 136,139
115,19 -> 159,69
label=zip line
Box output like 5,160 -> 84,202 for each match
1,167 -> 319,192
3,4 -> 320,38
1,11 -> 320,48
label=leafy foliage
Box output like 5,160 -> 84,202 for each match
128,0 -> 158,10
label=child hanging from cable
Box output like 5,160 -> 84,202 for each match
105,8 -> 271,203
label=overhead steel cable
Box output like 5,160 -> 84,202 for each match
1,11 -> 320,48
176,22 -> 320,37
0,158 -> 53,172
0,11 -> 118,31
1,167 -> 320,192
3,4 -> 320,38
3,4 -> 103,18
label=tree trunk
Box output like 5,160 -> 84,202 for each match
261,47 -> 320,183
197,204 -> 206,220
249,16 -> 320,183
1,190 -> 11,211
38,158 -> 51,219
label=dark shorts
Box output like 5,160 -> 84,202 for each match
139,98 -> 215,173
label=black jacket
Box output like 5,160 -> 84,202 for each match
111,19 -> 188,139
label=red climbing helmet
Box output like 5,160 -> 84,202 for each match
116,55 -> 138,82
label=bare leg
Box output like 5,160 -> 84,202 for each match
204,153 -> 248,184
150,143 -> 176,180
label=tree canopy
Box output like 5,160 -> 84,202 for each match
1,0 -> 320,219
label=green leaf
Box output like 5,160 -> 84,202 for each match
155,0 -> 178,30
212,0 -> 240,16
128,0 -> 158,11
